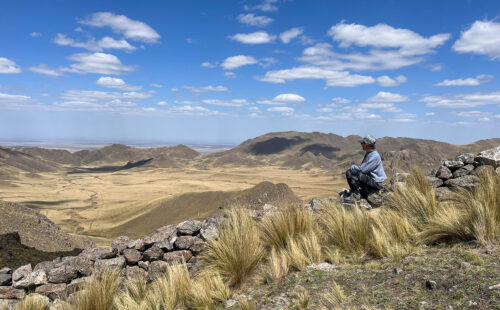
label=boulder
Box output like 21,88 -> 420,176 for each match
452,167 -> 471,178
152,237 -> 176,251
0,286 -> 25,299
471,165 -> 495,176
199,225 -> 219,241
435,187 -> 454,200
445,175 -> 479,190
94,257 -> 125,273
163,250 -> 193,264
177,219 -> 202,236
123,249 -> 142,265
138,261 -> 149,271
111,236 -> 132,254
0,274 -> 11,286
475,146 -> 500,168
48,265 -> 78,284
13,269 -> 47,289
148,261 -> 168,281
308,197 -> 339,212
443,160 -> 464,171
34,261 -> 55,274
144,226 -> 178,246
79,247 -> 117,261
72,257 -> 94,276
35,283 -> 67,301
426,176 -> 444,188
436,166 -> 453,180
457,153 -> 475,164
12,264 -> 31,283
175,236 -> 206,254
143,247 -> 164,261
0,268 -> 11,275
123,266 -> 147,279
127,239 -> 145,251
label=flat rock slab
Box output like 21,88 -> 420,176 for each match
0,286 -> 25,299
444,160 -> 464,170
177,219 -> 202,236
445,175 -> 479,189
163,250 -> 193,264
35,283 -> 67,301
48,265 -> 77,284
475,146 -> 500,168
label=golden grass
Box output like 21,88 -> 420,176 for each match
321,282 -> 347,308
421,170 -> 500,245
199,208 -> 264,287
291,286 -> 310,309
260,247 -> 289,284
13,294 -> 50,310
386,167 -> 438,229
284,232 -> 323,271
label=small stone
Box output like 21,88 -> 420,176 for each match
123,249 -> 142,265
123,266 -> 147,279
426,280 -> 437,290
0,286 -> 25,299
457,153 -> 475,164
488,283 -> 500,290
175,236 -> 206,254
138,261 -> 149,270
452,167 -> 470,178
496,167 -> 500,175
35,283 -> 67,301
445,175 -> 479,189
153,237 -> 176,251
162,250 -> 193,264
306,263 -> 336,272
94,257 -> 125,273
426,176 -> 443,188
79,247 -> 117,260
0,274 -> 11,286
199,225 -> 219,241
393,267 -> 403,274
48,265 -> 77,284
127,239 -> 145,251
72,257 -> 94,276
436,166 -> 453,180
143,247 -> 164,261
177,219 -> 202,236
444,160 -> 464,171
148,261 -> 168,281
356,269 -> 363,273
459,262 -> 472,269
111,236 -> 132,254
0,268 -> 11,275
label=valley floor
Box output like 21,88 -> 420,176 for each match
0,166 -> 344,245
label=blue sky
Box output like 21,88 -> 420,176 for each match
1,0 -> 500,145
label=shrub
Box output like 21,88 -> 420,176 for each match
199,208 -> 264,287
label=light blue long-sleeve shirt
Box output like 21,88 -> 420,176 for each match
350,150 -> 387,183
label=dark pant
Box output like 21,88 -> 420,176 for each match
345,169 -> 382,196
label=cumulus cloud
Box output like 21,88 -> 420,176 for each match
55,89 -> 154,111
53,34 -> 136,52
435,74 -> 493,86
245,0 -> 279,12
221,55 -> 258,69
201,61 -> 218,68
224,72 -> 236,79
377,75 -> 407,87
181,85 -> 228,93
428,64 -> 443,72
273,93 -> 305,102
457,111 -> 492,119
330,97 -> 350,105
229,31 -> 276,44
0,92 -> 31,104
28,64 -> 63,77
392,113 -> 416,122
157,101 -> 168,106
66,52 -> 134,75
279,27 -> 304,44
267,106 -> 294,116
237,13 -> 273,27
358,103 -> 402,112
257,66 -> 375,87
0,57 -> 21,74
452,21 -> 500,59
150,83 -> 162,88
422,91 -> 500,108
368,91 -> 408,102
425,112 -> 435,116
79,12 -> 160,43
96,77 -> 142,91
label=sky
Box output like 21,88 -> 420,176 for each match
1,0 -> 500,145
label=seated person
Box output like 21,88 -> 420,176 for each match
342,135 -> 386,202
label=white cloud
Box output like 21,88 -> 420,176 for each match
224,72 -> 236,79
185,38 -> 197,44
428,64 -> 443,72
173,105 -> 209,112
368,91 -> 408,102
248,106 -> 260,112
30,32 -> 41,37
66,52 -> 134,75
273,93 -> 305,102
229,31 -> 276,44
0,57 -> 21,74
317,107 -> 333,113
435,74 -> 493,86
257,66 -> 375,87
201,61 -> 217,68
358,103 -> 402,112
61,89 -> 154,102
142,107 -> 156,112
52,34 -> 136,52
28,64 -> 63,77
221,55 -> 258,69
267,106 -> 294,115
452,21 -> 500,59
245,0 -> 279,12
80,12 -> 160,43
202,99 -> 247,107
182,85 -> 228,93
457,111 -> 492,119
55,89 -> 154,111
0,92 -> 31,104
422,91 -> 500,108
96,77 -> 141,91
330,97 -> 350,105
259,57 -> 276,68
150,83 -> 162,88
237,13 -> 273,27
425,112 -> 435,116
328,22 -> 450,54
377,75 -> 407,87
157,101 -> 168,106
280,27 -> 304,44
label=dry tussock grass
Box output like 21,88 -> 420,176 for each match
12,294 -> 50,310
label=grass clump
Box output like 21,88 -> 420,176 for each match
13,294 -> 50,310
199,208 -> 264,287
421,170 -> 500,245
260,247 -> 289,284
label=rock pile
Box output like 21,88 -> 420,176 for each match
0,217 -> 222,305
